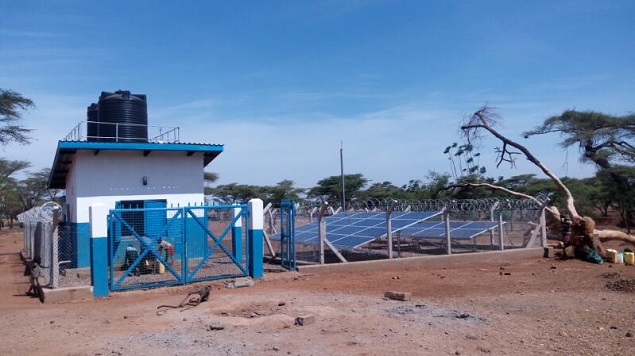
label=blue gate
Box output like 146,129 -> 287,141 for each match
108,204 -> 249,291
279,199 -> 296,271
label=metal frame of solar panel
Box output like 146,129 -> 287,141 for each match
290,211 -> 443,250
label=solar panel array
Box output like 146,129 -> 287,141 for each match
271,211 -> 504,251
274,211 -> 442,250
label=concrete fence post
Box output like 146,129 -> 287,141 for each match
89,203 -> 109,298
247,199 -> 264,279
232,206 -> 243,262
498,211 -> 505,250
51,207 -> 60,288
444,210 -> 452,255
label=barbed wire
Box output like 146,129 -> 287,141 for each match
17,201 -> 62,223
296,196 -> 548,213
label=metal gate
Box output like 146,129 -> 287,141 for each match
279,199 -> 296,271
108,204 -> 249,291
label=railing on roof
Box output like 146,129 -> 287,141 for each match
63,121 -> 180,143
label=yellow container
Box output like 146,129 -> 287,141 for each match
158,260 -> 166,274
624,252 -> 635,265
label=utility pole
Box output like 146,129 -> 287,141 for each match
340,141 -> 345,211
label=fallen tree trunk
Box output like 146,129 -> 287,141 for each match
454,182 -> 635,250
595,230 -> 635,245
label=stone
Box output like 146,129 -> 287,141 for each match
384,291 -> 412,301
294,314 -> 315,326
225,278 -> 255,289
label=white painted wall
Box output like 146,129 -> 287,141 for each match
75,193 -> 205,222
65,159 -> 78,221
66,150 -> 207,223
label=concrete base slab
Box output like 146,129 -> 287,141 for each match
298,247 -> 548,274
64,267 -> 92,279
42,286 -> 93,303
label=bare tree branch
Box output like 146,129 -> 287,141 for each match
462,106 -> 580,219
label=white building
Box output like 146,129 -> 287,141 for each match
47,91 -> 223,267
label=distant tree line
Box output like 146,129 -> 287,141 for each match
205,170 -> 630,225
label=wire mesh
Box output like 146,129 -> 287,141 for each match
17,202 -> 62,288
185,206 -> 248,283
106,205 -> 249,291
267,198 -> 546,265
109,207 -> 183,290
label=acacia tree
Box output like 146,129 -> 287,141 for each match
206,183 -> 268,204
524,110 -> 635,230
265,180 -> 305,207
0,159 -> 31,227
0,88 -> 34,146
0,89 -> 35,226
308,174 -> 368,207
398,172 -> 453,200
15,169 -> 56,211
203,171 -> 219,186
458,106 -> 634,259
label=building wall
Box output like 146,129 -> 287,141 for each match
67,150 -> 206,223
61,149 -> 209,268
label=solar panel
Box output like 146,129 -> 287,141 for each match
271,211 -> 443,249
270,211 -> 504,250
398,221 -> 446,237
399,220 -> 503,239
449,228 -> 489,239
331,235 -> 380,249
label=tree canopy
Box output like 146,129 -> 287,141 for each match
307,174 -> 368,206
524,110 -> 635,168
524,110 -> 635,229
0,88 -> 34,146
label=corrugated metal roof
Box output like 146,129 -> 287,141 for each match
47,141 -> 224,189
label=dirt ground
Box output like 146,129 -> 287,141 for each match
1,228 -> 634,356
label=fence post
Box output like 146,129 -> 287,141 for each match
540,207 -> 547,247
498,211 -> 505,250
247,199 -> 264,279
89,203 -> 109,298
51,208 -> 60,288
232,207 -> 243,262
444,210 -> 452,255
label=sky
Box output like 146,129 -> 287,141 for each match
1,0 -> 634,189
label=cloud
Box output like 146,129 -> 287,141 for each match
1,84 -> 599,189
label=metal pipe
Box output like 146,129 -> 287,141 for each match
340,142 -> 345,211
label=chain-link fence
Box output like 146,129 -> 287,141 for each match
17,202 -> 63,288
266,198 -> 548,265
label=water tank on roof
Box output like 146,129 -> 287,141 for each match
86,103 -> 99,142
97,90 -> 148,142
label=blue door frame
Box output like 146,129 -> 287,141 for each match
280,199 -> 296,271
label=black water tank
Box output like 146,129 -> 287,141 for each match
98,90 -> 148,142
86,103 -> 99,141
